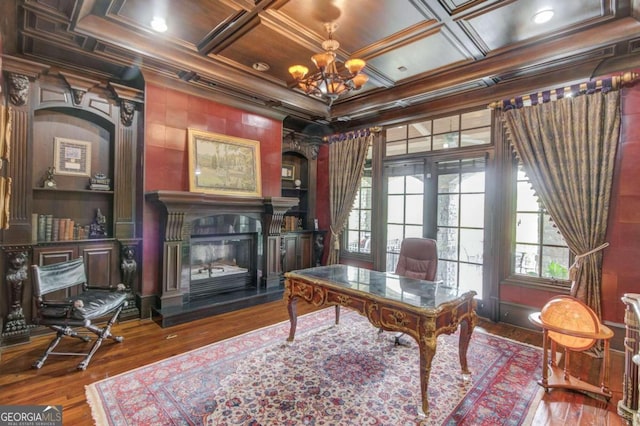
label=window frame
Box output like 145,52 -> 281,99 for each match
505,163 -> 574,289
341,144 -> 375,261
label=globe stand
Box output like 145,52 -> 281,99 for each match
529,295 -> 613,400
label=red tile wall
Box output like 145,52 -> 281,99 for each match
601,82 -> 640,323
141,84 -> 283,296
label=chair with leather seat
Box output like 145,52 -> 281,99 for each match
31,257 -> 127,370
395,237 -> 438,281
392,237 -> 438,345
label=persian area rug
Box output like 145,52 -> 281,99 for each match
86,308 -> 544,426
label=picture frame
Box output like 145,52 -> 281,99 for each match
187,129 -> 262,197
281,163 -> 295,181
54,137 -> 91,177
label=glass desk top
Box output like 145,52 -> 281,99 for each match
287,264 -> 472,310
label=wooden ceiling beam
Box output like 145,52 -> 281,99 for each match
72,13 -> 330,118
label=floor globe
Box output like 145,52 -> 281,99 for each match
539,295 -> 599,351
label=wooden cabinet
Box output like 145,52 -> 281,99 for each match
0,59 -> 143,343
282,231 -> 313,272
282,151 -> 310,231
281,138 -> 320,273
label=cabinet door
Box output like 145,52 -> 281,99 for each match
79,242 -> 119,287
33,245 -> 78,266
282,234 -> 298,272
298,233 -> 313,269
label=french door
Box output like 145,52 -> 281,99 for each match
384,154 -> 492,316
433,157 -> 486,299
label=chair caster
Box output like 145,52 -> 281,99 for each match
32,360 -> 44,369
77,361 -> 88,371
115,336 -> 124,343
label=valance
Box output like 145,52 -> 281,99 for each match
489,71 -> 637,110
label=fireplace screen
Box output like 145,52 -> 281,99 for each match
190,233 -> 256,298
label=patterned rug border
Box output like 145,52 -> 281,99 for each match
85,308 -> 339,424
86,308 -> 544,425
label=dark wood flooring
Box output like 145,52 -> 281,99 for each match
0,301 -> 630,425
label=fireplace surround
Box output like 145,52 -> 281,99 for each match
146,191 -> 298,326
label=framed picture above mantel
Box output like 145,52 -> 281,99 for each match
187,129 -> 262,197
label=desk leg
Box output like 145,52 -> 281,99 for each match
418,336 -> 437,415
287,296 -> 298,342
458,316 -> 474,376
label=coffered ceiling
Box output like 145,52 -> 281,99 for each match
2,0 -> 640,130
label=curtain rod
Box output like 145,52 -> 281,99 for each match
324,126 -> 381,144
488,71 -> 638,110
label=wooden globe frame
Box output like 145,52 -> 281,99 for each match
529,295 -> 613,400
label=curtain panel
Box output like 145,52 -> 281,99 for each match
501,81 -> 621,319
326,129 -> 373,265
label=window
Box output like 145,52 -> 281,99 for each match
385,110 -> 491,157
345,145 -> 372,255
514,164 -> 570,279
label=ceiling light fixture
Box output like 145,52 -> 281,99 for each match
150,16 -> 168,33
288,22 -> 368,106
532,9 -> 554,24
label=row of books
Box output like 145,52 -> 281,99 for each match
32,214 -> 92,242
282,215 -> 303,232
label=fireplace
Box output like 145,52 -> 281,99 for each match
187,214 -> 259,300
146,191 -> 298,326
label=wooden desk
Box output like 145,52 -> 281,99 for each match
284,264 -> 477,414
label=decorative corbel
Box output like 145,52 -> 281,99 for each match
108,82 -> 143,127
7,74 -> 29,106
59,71 -> 100,106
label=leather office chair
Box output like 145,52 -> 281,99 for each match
395,237 -> 438,281
31,257 -> 127,370
392,237 -> 438,345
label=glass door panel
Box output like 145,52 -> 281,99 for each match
385,173 -> 424,272
436,158 -> 486,299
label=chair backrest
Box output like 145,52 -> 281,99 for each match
395,238 -> 438,281
31,257 -> 87,297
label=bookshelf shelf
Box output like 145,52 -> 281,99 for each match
33,188 -> 114,194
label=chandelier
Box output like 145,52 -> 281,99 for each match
288,22 -> 368,105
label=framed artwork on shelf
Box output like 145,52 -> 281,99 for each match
281,163 -> 295,181
187,129 -> 262,197
53,137 -> 91,177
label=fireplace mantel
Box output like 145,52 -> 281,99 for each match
146,190 -> 297,220
146,190 -> 299,316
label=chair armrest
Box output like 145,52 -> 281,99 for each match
85,284 -> 127,291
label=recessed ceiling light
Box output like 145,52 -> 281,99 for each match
533,9 -> 554,24
398,66 -> 407,72
151,16 -> 167,33
252,62 -> 270,72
